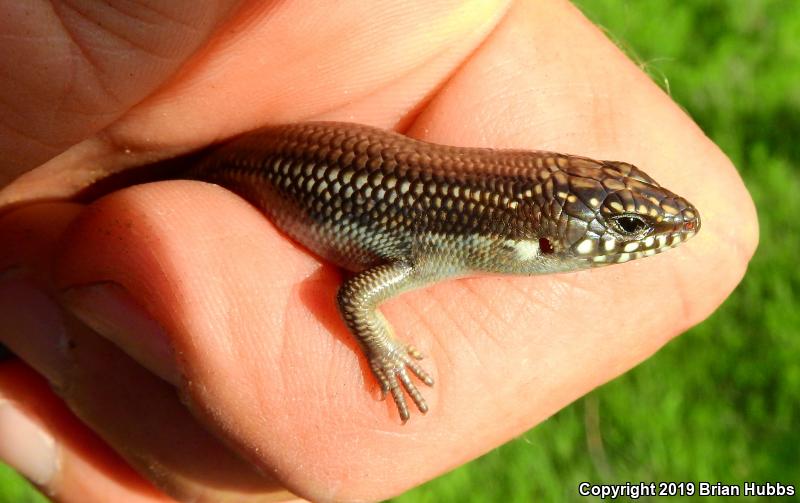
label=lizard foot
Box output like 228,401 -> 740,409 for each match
368,343 -> 434,423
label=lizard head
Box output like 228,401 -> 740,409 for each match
528,157 -> 700,269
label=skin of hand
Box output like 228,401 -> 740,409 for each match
0,0 -> 758,501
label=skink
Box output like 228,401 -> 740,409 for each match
188,122 -> 700,422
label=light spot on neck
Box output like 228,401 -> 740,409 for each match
510,240 -> 540,260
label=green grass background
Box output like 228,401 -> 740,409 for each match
2,0 -> 797,501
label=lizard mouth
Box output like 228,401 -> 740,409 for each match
590,218 -> 700,264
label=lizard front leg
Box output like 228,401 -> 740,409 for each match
336,261 -> 435,422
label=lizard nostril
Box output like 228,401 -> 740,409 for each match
539,237 -> 554,254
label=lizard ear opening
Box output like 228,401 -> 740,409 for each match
539,237 -> 554,254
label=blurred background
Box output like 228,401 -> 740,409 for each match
2,0 -> 796,501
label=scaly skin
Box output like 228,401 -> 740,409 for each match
189,122 -> 700,422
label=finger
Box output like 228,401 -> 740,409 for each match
1,0 -> 510,206
0,361 -> 170,503
0,1 -> 242,181
53,179 -> 444,500
0,203 -> 292,501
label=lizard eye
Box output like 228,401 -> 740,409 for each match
611,214 -> 650,235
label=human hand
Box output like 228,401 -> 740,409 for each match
0,1 -> 757,501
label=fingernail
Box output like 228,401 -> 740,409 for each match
0,400 -> 58,486
61,283 -> 180,385
0,276 -> 70,387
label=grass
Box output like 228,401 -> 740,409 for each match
3,0 -> 797,501
0,463 -> 47,503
